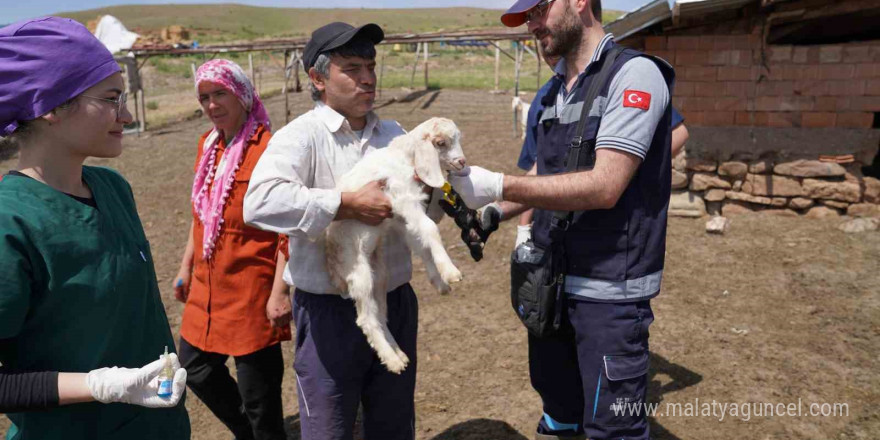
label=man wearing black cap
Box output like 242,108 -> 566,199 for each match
244,22 -> 418,440
448,1 -> 675,439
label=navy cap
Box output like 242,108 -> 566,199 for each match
501,0 -> 543,27
303,22 -> 384,71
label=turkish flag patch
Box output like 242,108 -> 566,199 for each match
623,90 -> 651,111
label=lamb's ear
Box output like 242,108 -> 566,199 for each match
414,139 -> 445,188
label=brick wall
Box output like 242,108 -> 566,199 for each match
628,21 -> 880,128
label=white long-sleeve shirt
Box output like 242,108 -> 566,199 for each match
243,102 -> 411,295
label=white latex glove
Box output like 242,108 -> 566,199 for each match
448,166 -> 504,209
87,353 -> 187,408
515,224 -> 532,247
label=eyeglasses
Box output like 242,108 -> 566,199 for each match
526,0 -> 557,23
80,92 -> 128,119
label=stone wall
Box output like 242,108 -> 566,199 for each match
669,152 -> 880,219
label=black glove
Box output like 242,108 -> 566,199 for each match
438,186 -> 497,261
480,203 -> 502,233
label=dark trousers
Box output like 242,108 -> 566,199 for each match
529,298 -> 654,440
292,283 -> 418,440
178,338 -> 286,440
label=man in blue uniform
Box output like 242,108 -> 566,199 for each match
512,42 -> 687,248
449,1 -> 675,439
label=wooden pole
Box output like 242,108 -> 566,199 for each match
514,42 -> 523,138
487,41 -> 518,62
494,46 -> 501,92
283,50 -> 290,124
191,63 -> 197,90
515,42 -> 523,95
294,50 -> 302,93
378,50 -> 386,98
535,38 -> 542,91
123,61 -> 141,136
132,89 -> 139,131
140,89 -> 147,132
131,74 -> 141,135
249,53 -> 255,85
409,43 -> 421,89
423,42 -> 429,90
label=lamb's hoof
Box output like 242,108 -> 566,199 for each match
430,276 -> 452,295
441,266 -> 462,285
383,352 -> 409,374
394,346 -> 409,363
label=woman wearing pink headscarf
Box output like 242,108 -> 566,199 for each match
172,59 -> 290,440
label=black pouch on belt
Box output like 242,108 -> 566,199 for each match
509,229 -> 567,338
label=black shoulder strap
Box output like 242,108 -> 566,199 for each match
566,44 -> 626,174
550,44 -> 625,235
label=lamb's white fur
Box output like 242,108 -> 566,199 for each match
325,117 -> 466,374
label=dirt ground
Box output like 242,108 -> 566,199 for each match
1,89 -> 878,439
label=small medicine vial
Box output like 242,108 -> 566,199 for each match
157,346 -> 174,398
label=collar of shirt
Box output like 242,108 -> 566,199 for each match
314,101 -> 381,141
554,33 -> 615,104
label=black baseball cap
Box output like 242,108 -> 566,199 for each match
303,22 -> 384,71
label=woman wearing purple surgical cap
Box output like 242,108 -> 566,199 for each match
0,17 -> 190,439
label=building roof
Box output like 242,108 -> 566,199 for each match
606,0 -> 756,39
606,0 -> 671,41
607,0 -> 879,44
673,0 -> 756,18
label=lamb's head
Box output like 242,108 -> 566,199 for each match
512,96 -> 522,112
409,117 -> 465,188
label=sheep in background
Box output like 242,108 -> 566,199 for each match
325,117 -> 466,373
512,96 -> 530,140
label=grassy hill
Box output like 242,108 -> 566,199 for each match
62,5 -> 511,42
59,4 -> 624,43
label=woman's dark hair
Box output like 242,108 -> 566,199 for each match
0,120 -> 35,159
0,98 -> 76,157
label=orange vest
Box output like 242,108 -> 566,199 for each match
180,124 -> 291,356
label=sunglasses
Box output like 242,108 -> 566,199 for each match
80,92 -> 128,119
526,0 -> 557,23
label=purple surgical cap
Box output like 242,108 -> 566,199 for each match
0,17 -> 121,136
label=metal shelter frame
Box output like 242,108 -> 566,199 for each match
123,28 -> 537,133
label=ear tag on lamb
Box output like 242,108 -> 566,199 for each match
441,182 -> 457,206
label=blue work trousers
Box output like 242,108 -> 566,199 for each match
292,284 -> 418,440
529,298 -> 654,440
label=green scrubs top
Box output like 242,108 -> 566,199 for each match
0,166 -> 190,439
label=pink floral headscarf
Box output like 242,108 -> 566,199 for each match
192,59 -> 271,259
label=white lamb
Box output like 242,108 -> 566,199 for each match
512,96 -> 531,140
325,117 -> 466,374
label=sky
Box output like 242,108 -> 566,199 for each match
3,0 -> 660,24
